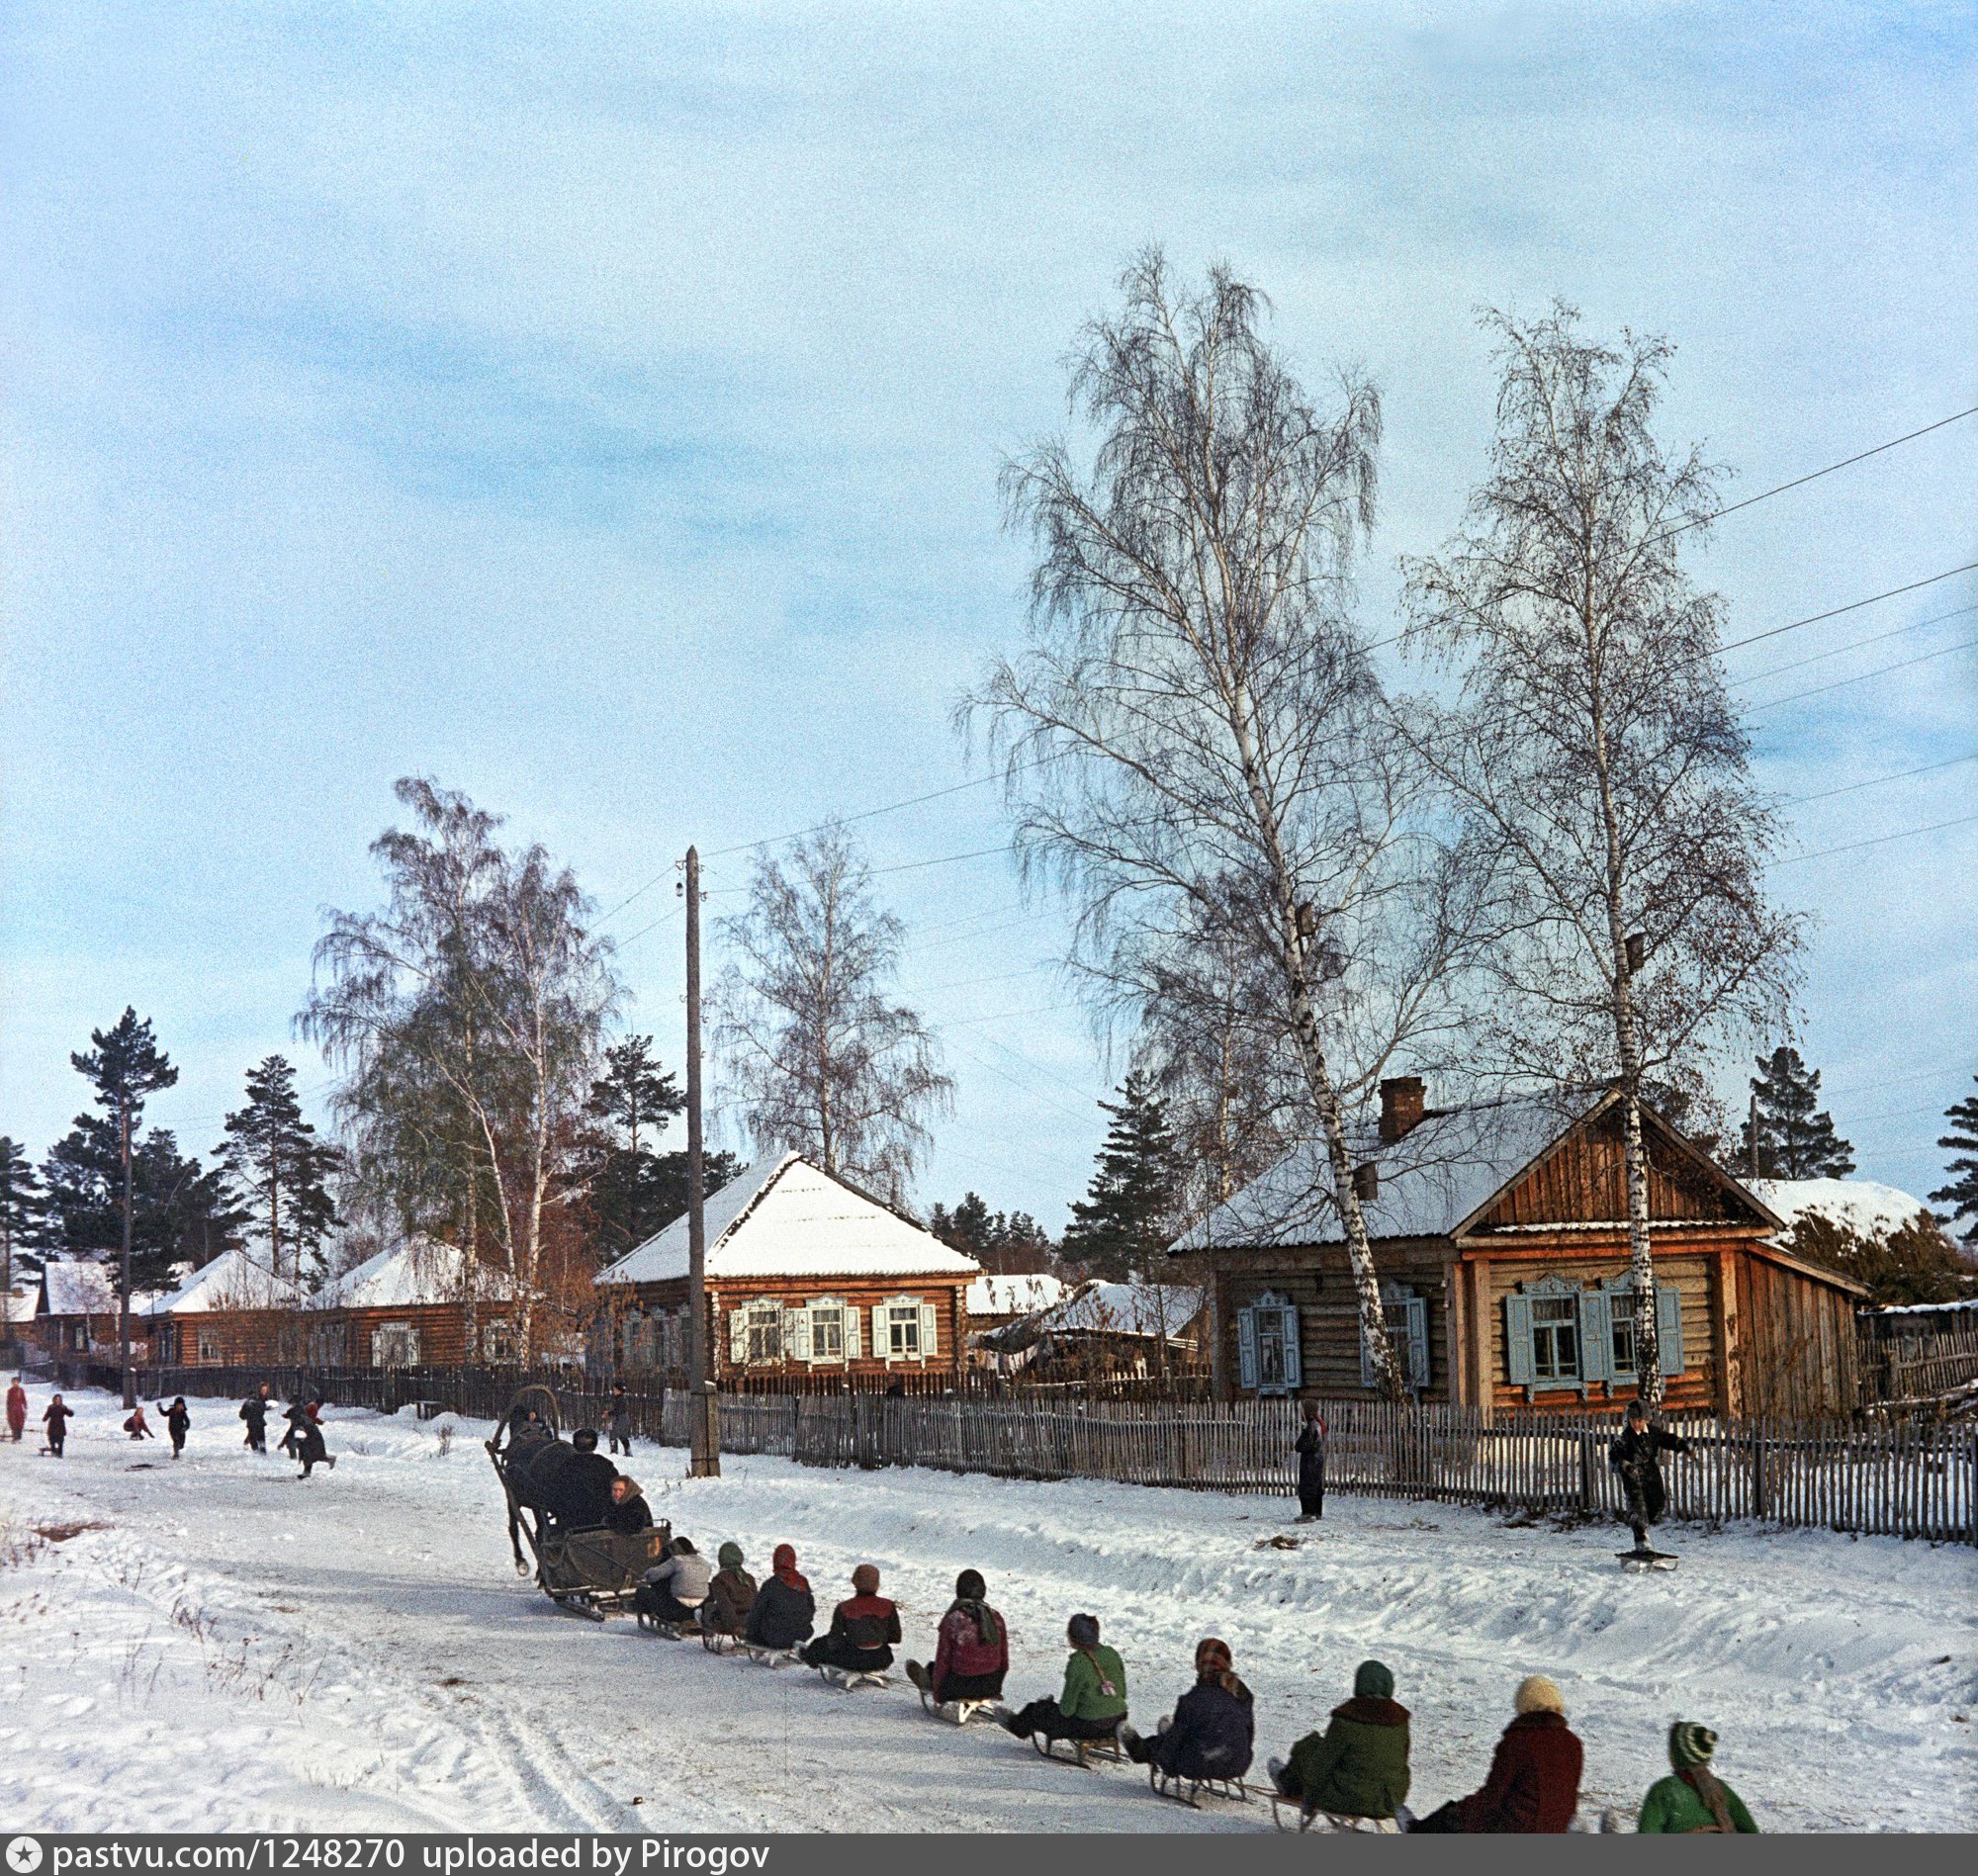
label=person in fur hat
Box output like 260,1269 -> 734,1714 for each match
1269,1659 -> 1410,1822
1411,1675 -> 1582,1832
1609,1399 -> 1689,1552
1124,1638 -> 1255,1783
1637,1722 -> 1758,1832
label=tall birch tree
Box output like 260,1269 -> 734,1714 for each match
1403,306 -> 1801,1405
968,252 -> 1484,1398
301,778 -> 619,1359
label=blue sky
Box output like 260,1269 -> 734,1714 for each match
3,1 -> 1974,1225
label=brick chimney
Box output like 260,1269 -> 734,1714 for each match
1379,1076 -> 1426,1143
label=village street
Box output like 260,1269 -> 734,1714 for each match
0,1390 -> 1972,1833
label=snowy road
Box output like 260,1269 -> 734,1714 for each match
0,1389 -> 1972,1832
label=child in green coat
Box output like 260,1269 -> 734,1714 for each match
1270,1659 -> 1411,1823
1638,1722 -> 1758,1832
1001,1613 -> 1128,1745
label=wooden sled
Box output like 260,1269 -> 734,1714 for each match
918,1689 -> 1001,1726
701,1628 -> 744,1655
1032,1729 -> 1124,1769
819,1664 -> 891,1691
1618,1548 -> 1679,1571
742,1644 -> 804,1668
1270,1794 -> 1400,1833
1150,1764 -> 1250,1808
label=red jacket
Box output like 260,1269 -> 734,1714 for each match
826,1593 -> 901,1660
5,1386 -> 26,1429
1460,1712 -> 1583,1832
932,1602 -> 1008,1696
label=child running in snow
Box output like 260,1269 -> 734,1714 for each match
1637,1722 -> 1758,1832
42,1393 -> 73,1456
906,1568 -> 1008,1708
124,1404 -> 155,1440
1000,1613 -> 1128,1749
164,1397 -> 191,1459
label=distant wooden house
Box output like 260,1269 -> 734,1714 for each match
976,1279 -> 1206,1382
593,1155 -> 979,1387
33,1257 -> 164,1360
1172,1080 -> 1868,1420
147,1250 -> 306,1367
308,1238 -> 521,1369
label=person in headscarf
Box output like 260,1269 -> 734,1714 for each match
1124,1638 -> 1255,1782
744,1543 -> 816,1651
604,1474 -> 654,1533
1269,1659 -> 1410,1822
1637,1723 -> 1758,1832
800,1563 -> 901,1673
1410,1675 -> 1582,1832
701,1542 -> 758,1638
1295,1400 -> 1327,1522
906,1568 -> 1009,1706
1000,1613 -> 1128,1747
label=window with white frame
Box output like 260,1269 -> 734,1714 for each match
482,1320 -> 513,1362
745,1301 -> 783,1365
885,1302 -> 921,1360
809,1300 -> 847,1362
1361,1282 -> 1430,1392
372,1322 -> 420,1368
196,1327 -> 222,1365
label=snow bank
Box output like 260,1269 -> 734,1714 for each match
0,1389 -> 1971,1833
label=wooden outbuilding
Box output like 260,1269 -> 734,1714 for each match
308,1238 -> 521,1368
976,1279 -> 1206,1383
146,1250 -> 305,1368
1172,1082 -> 1867,1420
33,1256 -> 164,1361
593,1154 -> 979,1387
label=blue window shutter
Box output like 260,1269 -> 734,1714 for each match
1405,1295 -> 1429,1389
1578,1289 -> 1611,1384
1282,1306 -> 1303,1389
1504,1294 -> 1534,1386
1658,1286 -> 1684,1376
1237,1305 -> 1259,1391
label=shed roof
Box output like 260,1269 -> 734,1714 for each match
1748,1177 -> 1938,1243
151,1249 -> 303,1315
965,1272 -> 1069,1317
312,1238 -> 518,1310
596,1155 -> 979,1287
40,1257 -> 120,1317
981,1279 -> 1204,1354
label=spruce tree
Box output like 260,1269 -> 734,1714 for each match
1738,1045 -> 1855,1179
1931,1073 -> 1978,1249
0,1137 -> 46,1312
581,1036 -> 726,1256
217,1055 -> 343,1289
1061,1073 -> 1183,1281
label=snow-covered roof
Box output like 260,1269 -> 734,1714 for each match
150,1249 -> 304,1315
1870,1296 -> 1978,1317
965,1272 -> 1069,1317
596,1155 -> 980,1287
1749,1178 -> 1938,1242
983,1279 -> 1205,1351
312,1238 -> 518,1310
39,1257 -> 119,1317
1172,1091 -> 1593,1252
5,1291 -> 38,1326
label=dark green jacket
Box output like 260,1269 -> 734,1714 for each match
1638,1772 -> 1757,1833
1286,1697 -> 1411,1820
1059,1646 -> 1128,1724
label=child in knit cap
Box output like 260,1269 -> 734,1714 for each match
1637,1722 -> 1759,1832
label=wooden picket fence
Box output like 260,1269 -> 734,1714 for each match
69,1359 -> 1975,1545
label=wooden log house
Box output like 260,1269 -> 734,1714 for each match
306,1237 -> 523,1368
1172,1081 -> 1868,1420
593,1154 -> 979,1388
146,1248 -> 306,1367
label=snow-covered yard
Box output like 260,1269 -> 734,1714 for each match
0,1387 -> 1972,1832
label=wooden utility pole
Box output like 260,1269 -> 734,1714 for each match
119,1098 -> 135,1408
683,846 -> 720,1476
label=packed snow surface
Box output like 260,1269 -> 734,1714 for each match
1,1389 -> 1972,1832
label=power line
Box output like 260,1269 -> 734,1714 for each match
1785,752 -> 1978,806
1774,810 -> 1978,866
871,845 -> 1009,878
1719,560 -> 1978,656
1660,402 -> 1978,540
1749,635 -> 1978,714
1734,600 -> 1978,686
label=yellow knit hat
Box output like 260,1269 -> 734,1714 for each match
1514,1674 -> 1565,1716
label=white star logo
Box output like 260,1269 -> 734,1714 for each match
7,1838 -> 44,1873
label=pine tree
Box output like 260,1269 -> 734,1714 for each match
1061,1074 -> 1183,1282
1738,1046 -> 1855,1179
217,1056 -> 342,1289
1931,1073 -> 1978,1249
0,1137 -> 46,1310
581,1035 -> 702,1257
